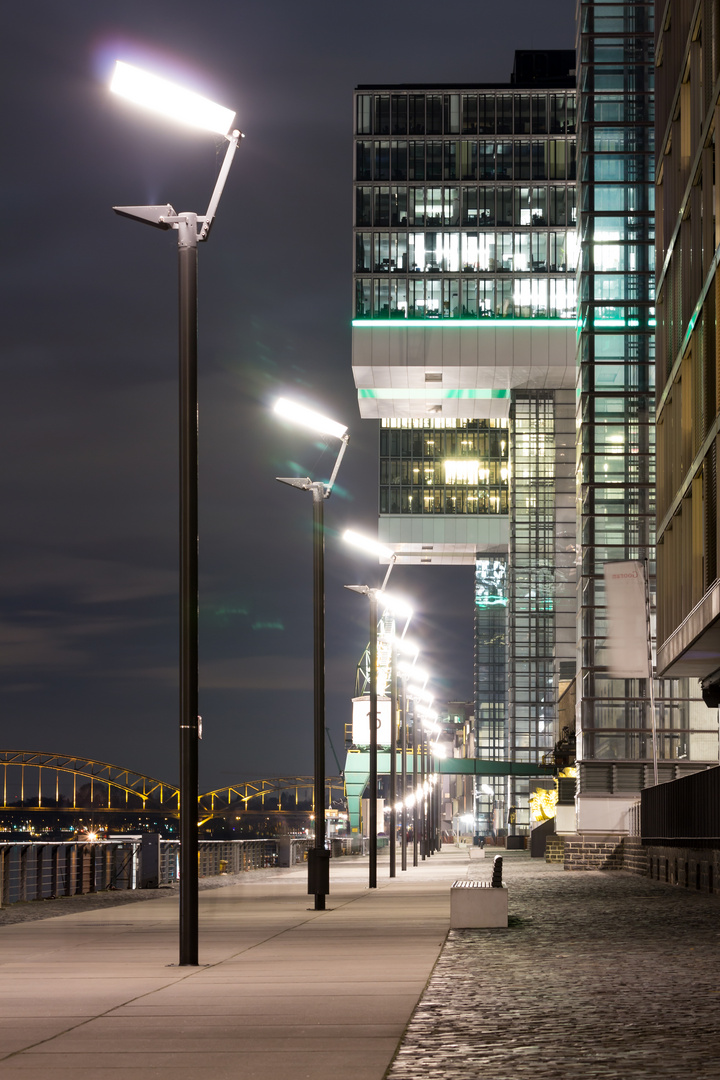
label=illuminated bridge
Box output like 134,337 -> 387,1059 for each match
0,751 -> 346,826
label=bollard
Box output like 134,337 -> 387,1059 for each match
491,855 -> 503,887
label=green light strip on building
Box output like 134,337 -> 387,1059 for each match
578,317 -> 657,330
358,388 -> 511,400
351,317 -> 656,330
352,319 -> 576,329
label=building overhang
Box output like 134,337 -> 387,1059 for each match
352,320 -> 577,419
378,513 -> 508,565
657,578 -> 720,678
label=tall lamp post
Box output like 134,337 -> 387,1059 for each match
399,666 -> 408,872
343,530 -> 411,888
427,730 -> 446,853
110,61 -> 241,967
388,615 -> 413,878
396,641 -> 419,872
407,685 -> 433,862
274,398 -> 349,910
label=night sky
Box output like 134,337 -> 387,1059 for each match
3,0 -> 575,791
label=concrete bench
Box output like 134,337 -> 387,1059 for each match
450,857 -> 508,928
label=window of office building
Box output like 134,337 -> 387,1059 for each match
379,418 -> 509,515
354,84 -> 577,321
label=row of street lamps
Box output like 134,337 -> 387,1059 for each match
273,401 -> 444,895
108,59 -> 446,965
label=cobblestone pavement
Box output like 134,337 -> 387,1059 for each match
386,854 -> 720,1079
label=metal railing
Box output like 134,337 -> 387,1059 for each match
641,765 -> 720,847
332,835 -> 369,856
0,841 -> 140,905
196,839 -> 281,876
0,836 -> 364,907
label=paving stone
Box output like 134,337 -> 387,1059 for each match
385,858 -> 720,1080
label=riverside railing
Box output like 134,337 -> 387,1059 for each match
0,837 -> 315,907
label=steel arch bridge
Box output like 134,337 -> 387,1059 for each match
0,751 -> 345,818
198,777 -> 346,818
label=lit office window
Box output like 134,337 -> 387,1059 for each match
462,94 -> 478,134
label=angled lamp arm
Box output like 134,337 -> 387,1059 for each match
399,608 -> 413,639
324,433 -> 350,498
381,552 -> 397,592
198,129 -> 244,242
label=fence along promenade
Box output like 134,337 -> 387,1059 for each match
0,837 -> 319,905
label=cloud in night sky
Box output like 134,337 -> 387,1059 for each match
2,0 -> 576,786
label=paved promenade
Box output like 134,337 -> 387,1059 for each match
390,851 -> 720,1080
0,846 -> 719,1078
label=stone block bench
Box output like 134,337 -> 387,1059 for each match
450,856 -> 508,928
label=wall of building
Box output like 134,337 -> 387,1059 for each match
643,843 -> 720,893
546,831 -> 719,898
655,0 -> 720,684
574,0 -> 709,801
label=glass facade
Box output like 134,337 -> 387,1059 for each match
379,417 -> 508,515
504,393 -> 558,829
354,87 -> 577,320
474,557 -> 508,835
509,394 -> 557,751
360,57 -> 579,837
576,0 -> 707,794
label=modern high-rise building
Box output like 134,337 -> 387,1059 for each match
653,2 -> 720,713
575,0 -> 715,834
352,52 -> 579,834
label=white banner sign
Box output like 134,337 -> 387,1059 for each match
603,561 -> 650,678
352,696 -> 392,747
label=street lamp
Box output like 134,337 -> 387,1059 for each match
344,586 -> 411,888
344,531 -> 411,888
426,722 -> 446,854
406,692 -> 434,863
110,60 -> 241,967
274,397 -> 349,910
397,639 -> 419,872
383,598 -> 413,880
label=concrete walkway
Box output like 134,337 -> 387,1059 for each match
0,845 -> 471,1079
3,846 -> 719,1079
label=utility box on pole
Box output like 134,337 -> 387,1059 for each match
140,834 -> 161,889
307,848 -> 330,895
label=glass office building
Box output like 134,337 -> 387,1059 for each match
575,0 -> 711,831
354,78 -> 578,323
652,1 -> 720,726
352,53 -> 579,834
